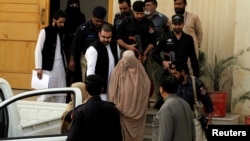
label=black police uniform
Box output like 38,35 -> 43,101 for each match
177,76 -> 214,114
152,31 -> 200,77
146,12 -> 170,40
113,13 -> 123,30
113,11 -> 133,30
69,20 -> 99,82
116,16 -> 156,53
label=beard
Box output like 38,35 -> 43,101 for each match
144,11 -> 151,16
121,11 -> 130,16
54,25 -> 64,34
175,8 -> 185,14
173,28 -> 182,34
102,41 -> 110,46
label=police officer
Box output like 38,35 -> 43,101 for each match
169,60 -> 214,141
144,0 -> 170,40
116,0 -> 156,62
68,6 -> 107,83
152,14 -> 199,77
144,0 -> 170,107
113,0 -> 133,30
151,14 -> 199,109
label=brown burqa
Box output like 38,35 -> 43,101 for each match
109,50 -> 150,141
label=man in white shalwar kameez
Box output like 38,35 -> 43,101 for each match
35,10 -> 67,103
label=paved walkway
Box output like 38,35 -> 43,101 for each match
12,89 -> 37,101
12,89 -> 29,95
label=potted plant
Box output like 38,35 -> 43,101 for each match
199,46 -> 250,117
232,90 -> 250,124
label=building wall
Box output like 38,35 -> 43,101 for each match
232,0 -> 250,123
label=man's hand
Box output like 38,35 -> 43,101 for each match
68,59 -> 75,72
162,61 -> 171,70
128,44 -> 138,51
128,36 -> 136,42
36,69 -> 43,79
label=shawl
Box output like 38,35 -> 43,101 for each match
61,82 -> 89,134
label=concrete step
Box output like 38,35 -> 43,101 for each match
144,134 -> 152,141
144,123 -> 153,136
144,107 -> 158,141
146,108 -> 158,124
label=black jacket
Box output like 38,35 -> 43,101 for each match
116,16 -> 156,52
152,31 -> 199,77
66,96 -> 122,141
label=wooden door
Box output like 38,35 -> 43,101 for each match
0,0 -> 50,89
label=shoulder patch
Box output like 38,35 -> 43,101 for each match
158,13 -> 163,18
167,38 -> 173,42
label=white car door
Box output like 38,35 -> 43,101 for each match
0,81 -> 82,141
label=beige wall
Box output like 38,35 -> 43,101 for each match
112,0 -> 250,123
232,0 -> 250,122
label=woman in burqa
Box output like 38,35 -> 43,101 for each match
64,0 -> 85,99
64,0 -> 85,63
109,50 -> 151,141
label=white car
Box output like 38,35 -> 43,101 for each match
0,78 -> 82,141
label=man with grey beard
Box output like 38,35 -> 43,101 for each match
144,0 -> 170,40
144,0 -> 170,109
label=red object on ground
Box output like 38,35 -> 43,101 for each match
209,91 -> 227,117
244,115 -> 250,125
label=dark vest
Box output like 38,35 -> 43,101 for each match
42,26 -> 66,71
91,39 -> 119,93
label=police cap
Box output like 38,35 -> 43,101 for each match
172,14 -> 184,24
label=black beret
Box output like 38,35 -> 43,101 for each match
172,14 -> 184,24
93,6 -> 106,19
133,1 -> 145,12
